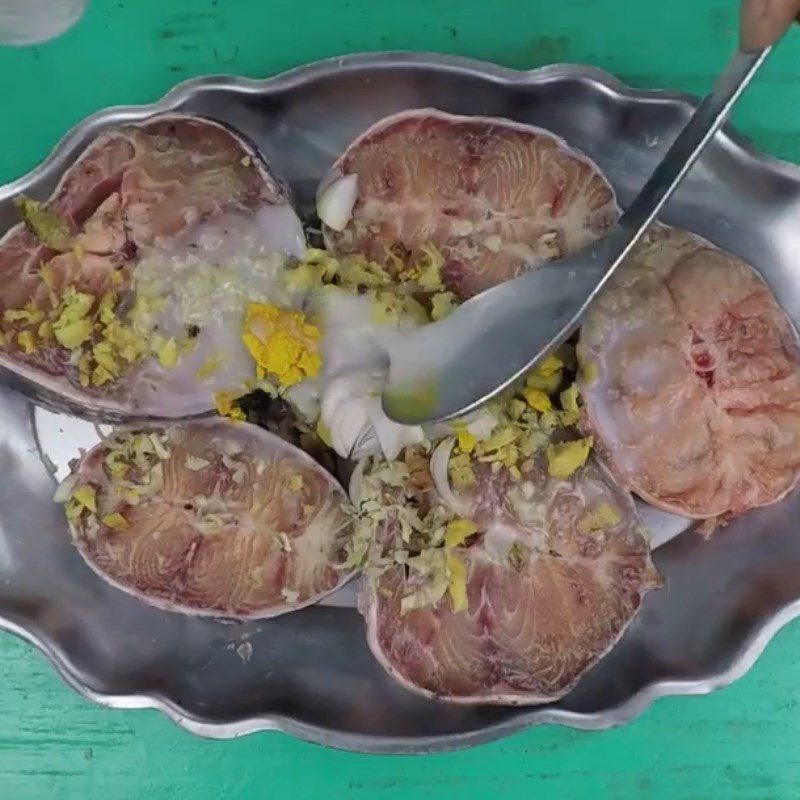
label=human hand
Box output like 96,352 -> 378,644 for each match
740,0 -> 800,50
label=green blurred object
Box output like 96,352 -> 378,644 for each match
3,0 -> 800,797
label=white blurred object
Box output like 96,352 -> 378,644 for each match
0,0 -> 88,45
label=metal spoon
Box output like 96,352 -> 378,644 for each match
381,0 -> 798,425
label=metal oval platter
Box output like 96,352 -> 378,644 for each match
2,52 -> 800,753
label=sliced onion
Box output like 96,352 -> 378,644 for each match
317,173 -> 359,232
369,404 -> 425,462
321,372 -> 374,426
253,203 -> 306,258
425,421 -> 455,441
53,473 -> 79,503
322,373 -> 378,458
348,458 -> 367,505
429,438 -> 472,517
463,408 -> 498,438
284,380 -> 320,423
321,370 -> 423,461
348,419 -> 380,461
330,404 -> 375,459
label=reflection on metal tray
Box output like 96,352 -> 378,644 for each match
2,52 -> 800,753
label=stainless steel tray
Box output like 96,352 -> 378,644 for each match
2,52 -> 800,753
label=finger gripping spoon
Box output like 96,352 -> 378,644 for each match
380,0 -> 798,425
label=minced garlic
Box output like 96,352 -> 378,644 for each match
454,427 -> 476,453
430,291 -> 456,321
522,387 -> 551,412
559,383 -> 581,426
66,484 -> 97,521
446,552 -> 468,613
101,512 -> 129,530
213,391 -> 246,422
444,518 -> 476,549
154,336 -> 178,368
524,353 -> 563,394
16,330 -> 35,355
578,502 -> 620,534
546,437 -> 594,480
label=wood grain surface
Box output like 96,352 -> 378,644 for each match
2,1 -> 800,797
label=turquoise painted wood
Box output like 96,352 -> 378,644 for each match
3,1 -> 800,797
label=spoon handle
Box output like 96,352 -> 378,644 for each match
382,49 -> 773,425
561,4 -> 800,339
382,8 -> 794,425
603,48 -> 770,289
597,1 -> 799,277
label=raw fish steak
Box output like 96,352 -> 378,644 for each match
0,114 -> 304,419
579,225 -> 800,520
61,419 -> 354,618
320,109 -> 618,298
357,446 -> 661,704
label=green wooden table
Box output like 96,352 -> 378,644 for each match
3,1 -> 800,797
